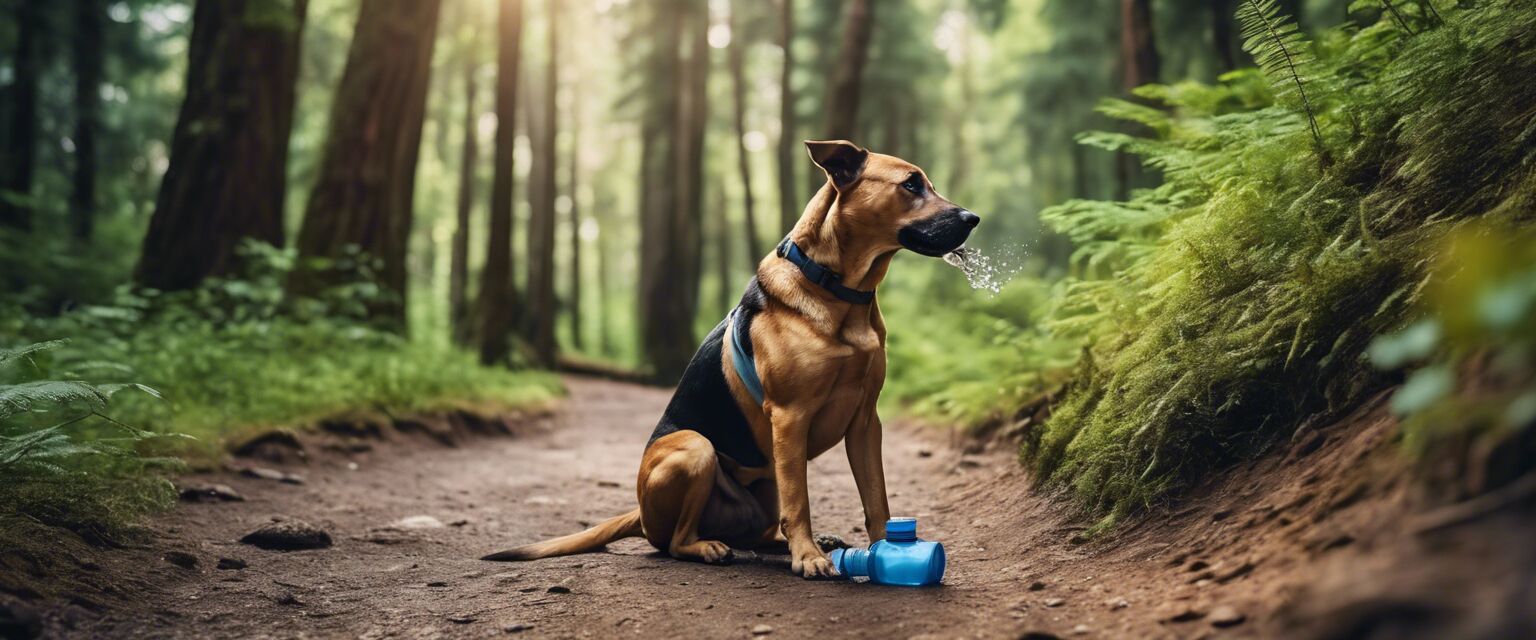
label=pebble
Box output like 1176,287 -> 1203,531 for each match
504,623 -> 533,633
917,449 -> 934,458
547,585 -> 572,594
1017,633 -> 1061,640
163,551 -> 199,570
1209,605 -> 1246,627
1028,581 -> 1048,591
751,623 -> 774,635
391,515 -> 445,530
597,480 -> 621,488
216,558 -> 247,570
1071,624 -> 1091,636
241,467 -> 287,481
1044,598 -> 1065,608
178,483 -> 245,502
1107,597 -> 1129,610
240,520 -> 333,550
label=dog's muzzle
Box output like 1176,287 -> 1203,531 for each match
898,208 -> 981,257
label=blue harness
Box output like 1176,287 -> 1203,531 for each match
727,239 -> 876,406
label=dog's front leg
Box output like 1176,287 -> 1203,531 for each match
846,410 -> 890,543
770,406 -> 835,578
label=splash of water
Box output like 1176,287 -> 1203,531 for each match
943,245 -> 1024,295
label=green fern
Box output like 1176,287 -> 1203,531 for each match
1237,0 -> 1330,167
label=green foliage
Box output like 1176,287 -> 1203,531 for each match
1237,0 -> 1327,162
887,0 -> 1536,517
0,340 -> 181,543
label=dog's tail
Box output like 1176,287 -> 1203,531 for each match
481,509 -> 643,561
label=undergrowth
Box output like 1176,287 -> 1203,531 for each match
1,241 -> 561,540
891,0 -> 1535,521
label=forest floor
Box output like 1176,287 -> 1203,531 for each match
9,377 -> 1534,639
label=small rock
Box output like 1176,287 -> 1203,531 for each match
279,473 -> 306,485
751,623 -> 774,635
275,592 -> 303,606
448,614 -> 476,624
427,581 -> 449,587
1044,598 -> 1065,608
179,483 -> 245,502
957,457 -> 983,469
163,551 -> 199,570
597,480 -> 621,488
1028,580 -> 1048,591
814,533 -> 849,552
1071,624 -> 1090,636
917,449 -> 934,458
240,520 -> 332,550
1188,559 -> 1210,572
504,623 -> 533,633
1165,606 -> 1206,623
216,558 -> 247,571
241,467 -> 287,481
547,585 -> 572,594
1209,605 -> 1245,628
391,515 -> 446,530
1107,597 -> 1129,610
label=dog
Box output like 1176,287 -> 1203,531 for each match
483,140 -> 979,578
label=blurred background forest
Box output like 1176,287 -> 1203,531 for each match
2,0 -> 1533,547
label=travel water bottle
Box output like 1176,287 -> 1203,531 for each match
828,517 -> 946,586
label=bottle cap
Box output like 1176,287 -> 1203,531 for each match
886,517 -> 917,542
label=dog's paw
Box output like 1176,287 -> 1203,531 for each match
677,539 -> 735,565
792,551 -> 837,579
814,532 -> 849,552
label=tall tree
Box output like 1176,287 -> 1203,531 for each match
137,0 -> 309,291
478,0 -> 525,365
1,0 -> 42,229
525,0 -> 560,367
636,0 -> 709,382
70,0 -> 104,241
1211,0 -> 1239,71
566,98 -> 583,352
450,61 -> 479,346
823,0 -> 874,140
1116,0 -> 1159,199
728,2 -> 762,266
291,0 -> 442,325
774,0 -> 798,234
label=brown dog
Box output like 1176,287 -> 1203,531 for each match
483,140 -> 979,578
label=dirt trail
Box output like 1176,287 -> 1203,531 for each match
55,377 -> 1536,639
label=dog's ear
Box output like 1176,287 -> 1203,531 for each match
804,140 -> 868,190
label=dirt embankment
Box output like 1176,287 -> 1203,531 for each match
2,378 -> 1531,639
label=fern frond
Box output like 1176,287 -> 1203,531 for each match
0,381 -> 109,420
1236,0 -> 1330,167
0,340 -> 67,368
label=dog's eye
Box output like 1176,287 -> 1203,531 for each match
901,175 -> 925,196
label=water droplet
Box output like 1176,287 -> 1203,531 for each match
943,245 -> 1021,295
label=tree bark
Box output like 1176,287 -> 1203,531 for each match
666,3 -> 709,378
70,0 -> 104,241
637,5 -> 683,381
823,0 -> 874,141
728,6 -> 762,268
524,0 -> 560,367
1116,0 -> 1159,200
137,0 -> 308,290
567,98 -> 583,352
291,0 -> 441,327
478,0 -> 525,365
450,60 -> 479,346
774,0 -> 798,235
0,0 -> 40,229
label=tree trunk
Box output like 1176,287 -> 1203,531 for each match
1116,0 -> 1159,200
1211,0 -> 1238,72
70,0 -> 104,241
637,6 -> 684,381
712,183 -> 732,316
663,2 -> 709,378
137,0 -> 308,290
450,61 -> 479,346
524,0 -> 560,367
291,0 -> 441,327
823,0 -> 874,141
567,99 -> 583,352
0,0 -> 40,229
728,7 -> 762,267
478,0 -> 525,365
774,0 -> 798,236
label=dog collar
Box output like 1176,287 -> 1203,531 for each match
776,238 -> 875,304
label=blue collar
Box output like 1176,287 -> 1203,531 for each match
776,238 -> 876,304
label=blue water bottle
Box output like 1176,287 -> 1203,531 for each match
828,517 -> 945,586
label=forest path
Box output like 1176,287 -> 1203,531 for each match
91,376 -> 1105,639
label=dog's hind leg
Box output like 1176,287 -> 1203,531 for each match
638,431 -> 734,564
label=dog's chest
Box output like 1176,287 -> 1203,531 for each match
807,345 -> 882,457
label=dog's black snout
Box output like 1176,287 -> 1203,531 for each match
958,209 -> 981,228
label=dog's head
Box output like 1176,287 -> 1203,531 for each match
806,140 -> 979,257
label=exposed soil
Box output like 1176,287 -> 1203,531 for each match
4,377 -> 1532,639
